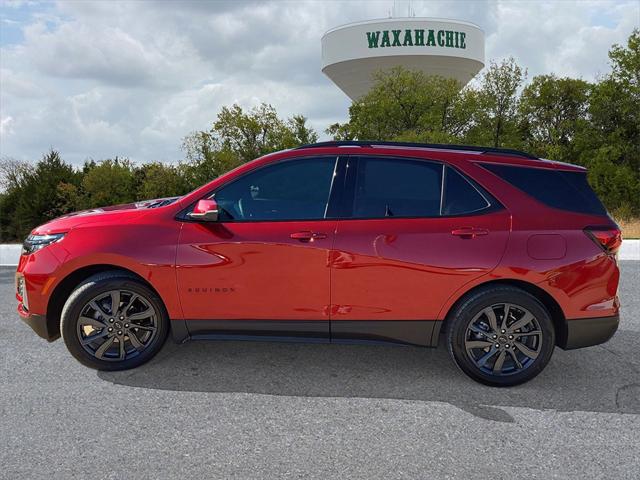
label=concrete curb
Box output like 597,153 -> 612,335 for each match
621,239 -> 640,260
2,239 -> 639,267
1,244 -> 23,266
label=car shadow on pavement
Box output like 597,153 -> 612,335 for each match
98,330 -> 640,423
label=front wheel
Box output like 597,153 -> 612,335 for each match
61,272 -> 169,371
447,286 -> 555,387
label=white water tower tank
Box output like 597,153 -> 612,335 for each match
322,18 -> 485,100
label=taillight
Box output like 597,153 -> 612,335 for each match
584,226 -> 622,254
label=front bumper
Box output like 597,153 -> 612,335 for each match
16,247 -> 64,342
18,303 -> 59,342
558,314 -> 619,350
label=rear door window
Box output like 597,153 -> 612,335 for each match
352,157 -> 443,218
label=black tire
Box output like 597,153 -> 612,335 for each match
447,286 -> 555,387
61,271 -> 169,371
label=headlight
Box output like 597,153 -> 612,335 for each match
22,233 -> 66,255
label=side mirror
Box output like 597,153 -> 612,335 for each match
188,199 -> 219,222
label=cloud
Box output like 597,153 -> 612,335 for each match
486,0 -> 639,80
0,115 -> 14,136
23,22 -> 156,87
0,0 -> 637,165
0,68 -> 45,97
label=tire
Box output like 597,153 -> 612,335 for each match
447,286 -> 555,387
61,271 -> 169,371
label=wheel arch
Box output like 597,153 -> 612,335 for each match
441,279 -> 566,346
46,264 -> 165,341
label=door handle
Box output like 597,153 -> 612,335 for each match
451,227 -> 489,239
290,231 -> 328,242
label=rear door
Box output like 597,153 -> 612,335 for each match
330,156 -> 511,345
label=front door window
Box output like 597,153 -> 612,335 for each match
213,157 -> 337,221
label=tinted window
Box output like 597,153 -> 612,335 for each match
482,163 -> 607,215
213,157 -> 336,221
352,157 -> 443,218
443,166 -> 490,215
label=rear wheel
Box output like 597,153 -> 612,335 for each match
447,286 -> 555,387
61,272 -> 169,371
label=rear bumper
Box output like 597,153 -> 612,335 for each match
558,314 -> 619,350
18,304 -> 59,342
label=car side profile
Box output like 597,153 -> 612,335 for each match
16,141 -> 622,386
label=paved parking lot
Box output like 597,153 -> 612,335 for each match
1,262 -> 639,479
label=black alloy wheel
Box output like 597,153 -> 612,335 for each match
447,286 -> 555,387
61,272 -> 168,371
463,303 -> 543,376
76,289 -> 159,362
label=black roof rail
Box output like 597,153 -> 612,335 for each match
294,140 -> 538,160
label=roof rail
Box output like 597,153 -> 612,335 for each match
295,140 -> 538,159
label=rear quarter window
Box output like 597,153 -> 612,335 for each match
481,163 -> 608,216
442,166 -> 491,215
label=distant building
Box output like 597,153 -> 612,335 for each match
321,18 -> 485,100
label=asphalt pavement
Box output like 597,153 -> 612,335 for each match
1,262 -> 639,479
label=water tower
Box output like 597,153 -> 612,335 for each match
321,18 -> 485,100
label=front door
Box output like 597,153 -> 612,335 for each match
330,156 -> 511,345
176,156 -> 340,338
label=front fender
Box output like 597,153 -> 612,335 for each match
32,221 -> 183,320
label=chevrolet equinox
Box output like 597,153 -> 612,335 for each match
16,141 -> 622,386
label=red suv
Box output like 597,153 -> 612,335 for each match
15,141 -> 622,386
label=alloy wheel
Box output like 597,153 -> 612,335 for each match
76,289 -> 158,362
464,303 -> 543,376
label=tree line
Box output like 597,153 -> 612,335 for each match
1,30 -> 638,242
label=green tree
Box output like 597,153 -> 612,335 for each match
0,158 -> 34,241
136,162 -> 189,199
8,150 -> 81,240
181,103 -> 317,188
579,29 -> 640,216
180,132 -> 242,191
327,67 -> 476,143
325,121 -> 354,141
609,28 -> 640,91
283,114 -> 319,146
213,103 -> 283,161
518,75 -> 591,162
80,158 -> 137,208
587,150 -> 640,219
469,57 -> 526,147
184,103 -> 318,165
0,158 -> 32,193
51,182 -> 82,217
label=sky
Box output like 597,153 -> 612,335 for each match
0,0 -> 638,166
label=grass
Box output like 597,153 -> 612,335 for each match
617,218 -> 640,239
